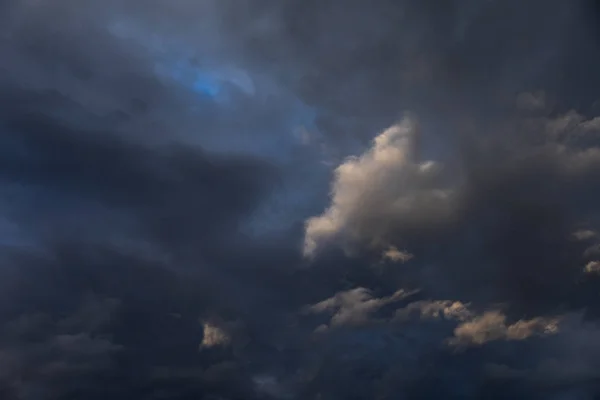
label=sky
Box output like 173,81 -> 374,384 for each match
2,0 -> 600,399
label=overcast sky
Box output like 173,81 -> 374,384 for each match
2,0 -> 600,399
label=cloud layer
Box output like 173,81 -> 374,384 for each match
3,0 -> 600,399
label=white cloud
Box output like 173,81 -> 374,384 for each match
200,322 -> 230,348
382,246 -> 414,263
584,261 -> 600,274
449,311 -> 559,347
394,300 -> 563,348
304,108 -> 600,264
303,115 -> 454,257
309,291 -> 564,350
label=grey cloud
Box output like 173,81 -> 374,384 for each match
300,288 -> 600,398
516,92 -> 548,112
483,316 -> 600,397
4,0 -> 600,399
0,297 -> 122,399
306,287 -> 412,329
308,290 -> 560,349
395,299 -> 473,322
304,106 -> 600,315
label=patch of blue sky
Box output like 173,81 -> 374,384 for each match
108,18 -> 222,98
192,75 -> 221,97
182,67 -> 321,162
157,60 -> 224,100
108,16 -> 323,164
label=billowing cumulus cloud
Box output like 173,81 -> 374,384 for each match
3,0 -> 600,399
304,115 -> 455,257
305,107 -> 600,313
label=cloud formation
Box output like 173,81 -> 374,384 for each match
304,115 -> 454,257
305,107 -> 600,313
3,0 -> 600,399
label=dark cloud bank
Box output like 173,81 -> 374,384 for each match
2,0 -> 600,399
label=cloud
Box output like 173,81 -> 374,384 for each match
306,287 -> 412,329
573,229 -> 597,241
304,106 -> 600,313
382,246 -> 414,263
304,115 -> 454,257
449,311 -> 559,347
200,322 -> 231,349
584,261 -> 600,274
516,91 -> 547,112
309,290 -> 560,349
299,288 -> 600,398
395,299 -> 472,322
3,0 -> 600,399
0,296 -> 122,398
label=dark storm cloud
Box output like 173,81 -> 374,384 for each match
0,1 -> 296,397
305,111 -> 600,315
3,0 -> 600,399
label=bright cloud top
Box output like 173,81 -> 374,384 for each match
304,115 -> 453,257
